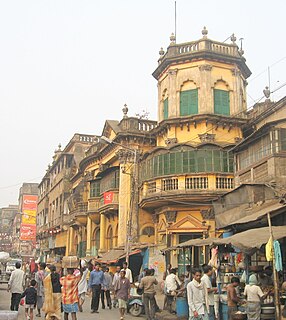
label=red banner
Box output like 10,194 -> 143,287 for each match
20,224 -> 37,241
22,195 -> 38,211
103,192 -> 114,204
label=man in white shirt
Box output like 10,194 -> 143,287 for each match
7,262 -> 25,311
187,268 -> 209,320
122,262 -> 133,284
201,265 -> 217,320
165,268 -> 181,313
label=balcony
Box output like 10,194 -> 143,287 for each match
98,190 -> 119,215
88,197 -> 100,224
68,202 -> 88,226
140,174 -> 234,209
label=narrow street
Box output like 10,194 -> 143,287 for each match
0,284 -> 150,320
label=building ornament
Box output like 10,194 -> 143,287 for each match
198,133 -> 216,143
199,64 -> 212,72
116,149 -> 136,164
164,211 -> 177,224
151,214 -> 159,224
168,69 -> 178,76
202,26 -> 208,38
200,209 -> 214,220
122,104 -> 128,119
165,138 -> 178,146
234,137 -> 242,143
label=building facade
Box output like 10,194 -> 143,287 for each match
37,134 -> 96,261
0,205 -> 18,253
56,28 -> 253,274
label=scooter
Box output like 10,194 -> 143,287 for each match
128,284 -> 144,317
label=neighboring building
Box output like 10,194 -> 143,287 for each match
0,205 -> 18,252
61,28 -> 252,275
12,183 -> 39,258
214,96 -> 286,248
37,134 -> 96,261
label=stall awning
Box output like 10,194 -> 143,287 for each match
96,248 -> 142,264
164,226 -> 286,255
215,226 -> 286,254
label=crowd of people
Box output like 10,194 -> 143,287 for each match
6,258 -> 274,320
6,260 -> 136,320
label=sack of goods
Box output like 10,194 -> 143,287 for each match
62,256 -> 79,268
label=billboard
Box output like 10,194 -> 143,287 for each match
20,194 -> 38,241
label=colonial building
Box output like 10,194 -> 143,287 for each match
0,205 -> 18,252
37,134 -> 96,261
61,28 -> 252,274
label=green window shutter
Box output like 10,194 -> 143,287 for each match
180,89 -> 198,116
163,98 -> 168,119
214,89 -> 230,115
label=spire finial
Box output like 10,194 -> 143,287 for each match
202,26 -> 208,38
122,104 -> 128,118
170,33 -> 176,45
159,47 -> 165,57
231,33 -> 237,43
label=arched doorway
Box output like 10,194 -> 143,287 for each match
114,224 -> 118,248
91,228 -> 100,257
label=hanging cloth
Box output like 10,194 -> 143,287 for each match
274,240 -> 283,272
265,237 -> 273,261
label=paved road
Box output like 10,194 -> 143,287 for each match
0,284 -> 161,320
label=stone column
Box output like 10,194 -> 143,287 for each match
99,214 -> 106,253
168,69 -> 178,118
85,216 -> 92,256
199,64 -> 213,114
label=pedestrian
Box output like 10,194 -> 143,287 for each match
226,277 -> 241,320
139,268 -> 158,320
138,267 -> 148,283
60,268 -> 81,320
150,268 -> 160,312
201,265 -> 218,320
78,261 -> 89,312
187,268 -> 209,320
21,279 -> 37,320
122,262 -> 133,283
114,270 -> 131,320
244,274 -> 269,320
43,265 -> 62,320
35,262 -> 47,317
7,261 -> 25,311
112,265 -> 121,308
101,267 -> 112,310
165,268 -> 181,313
88,263 -> 105,313
163,263 -> 172,310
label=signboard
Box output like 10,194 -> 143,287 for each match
20,194 -> 38,241
103,192 -> 114,204
20,224 -> 37,241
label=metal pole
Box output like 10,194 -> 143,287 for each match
267,212 -> 281,320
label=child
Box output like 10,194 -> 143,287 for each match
21,279 -> 37,320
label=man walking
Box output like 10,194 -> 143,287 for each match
122,262 -> 133,284
201,265 -> 217,320
101,267 -> 112,309
112,265 -> 121,308
88,263 -> 105,313
227,277 -> 241,320
114,270 -> 130,320
139,269 -> 158,320
7,262 -> 25,311
187,268 -> 209,320
35,262 -> 47,317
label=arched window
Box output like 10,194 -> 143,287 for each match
141,226 -> 155,237
106,226 -> 113,251
213,80 -> 230,115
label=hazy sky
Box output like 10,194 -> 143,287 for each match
0,0 -> 285,207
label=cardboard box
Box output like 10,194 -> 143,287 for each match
62,256 -> 79,268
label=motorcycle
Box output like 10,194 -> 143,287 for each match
128,284 -> 144,317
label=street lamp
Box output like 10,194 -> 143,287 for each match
100,136 -> 139,264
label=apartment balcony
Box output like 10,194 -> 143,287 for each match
140,174 -> 234,209
66,202 -> 88,226
88,197 -> 100,224
98,190 -> 119,216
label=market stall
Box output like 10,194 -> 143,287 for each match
164,226 -> 286,320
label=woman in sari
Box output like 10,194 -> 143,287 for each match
43,265 -> 62,320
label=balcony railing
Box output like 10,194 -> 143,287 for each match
98,190 -> 119,211
143,175 -> 234,198
88,197 -> 100,212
